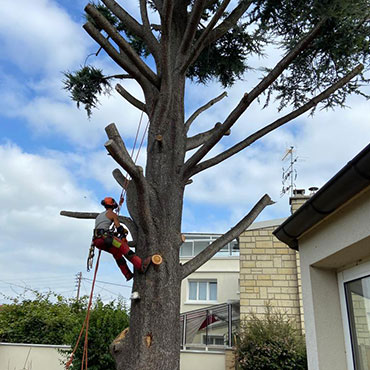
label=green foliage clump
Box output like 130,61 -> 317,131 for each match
0,291 -> 129,370
0,291 -> 81,345
187,23 -> 265,87
65,298 -> 129,370
251,0 -> 370,110
63,66 -> 111,118
235,308 -> 307,370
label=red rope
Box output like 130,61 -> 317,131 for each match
65,250 -> 102,370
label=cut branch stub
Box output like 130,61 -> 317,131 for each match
113,168 -> 130,189
115,84 -> 147,113
151,255 -> 163,265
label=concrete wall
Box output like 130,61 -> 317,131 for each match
180,351 -> 225,370
0,342 -> 227,370
298,186 -> 370,370
0,343 -> 69,370
180,258 -> 239,313
239,223 -> 303,330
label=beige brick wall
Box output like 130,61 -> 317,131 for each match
225,348 -> 235,370
239,225 -> 303,332
290,195 -> 310,214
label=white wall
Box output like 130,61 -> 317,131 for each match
0,343 -> 69,370
298,186 -> 370,370
180,258 -> 239,312
180,351 -> 225,370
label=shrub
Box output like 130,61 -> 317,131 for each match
234,307 -> 307,370
0,291 -> 129,370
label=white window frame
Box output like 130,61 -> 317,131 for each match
202,334 -> 225,346
338,260 -> 370,370
187,280 -> 218,303
180,236 -> 239,258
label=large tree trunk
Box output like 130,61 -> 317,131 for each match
111,81 -> 186,370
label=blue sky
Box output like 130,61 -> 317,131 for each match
0,0 -> 369,303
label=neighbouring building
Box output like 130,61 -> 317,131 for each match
274,143 -> 370,370
179,234 -> 240,370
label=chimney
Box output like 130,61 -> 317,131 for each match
289,189 -> 311,214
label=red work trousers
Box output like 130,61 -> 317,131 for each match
93,236 -> 143,281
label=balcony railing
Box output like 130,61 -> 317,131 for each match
180,234 -> 239,258
180,302 -> 240,352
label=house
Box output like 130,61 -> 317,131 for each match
179,233 -> 240,370
238,192 -> 317,331
180,233 -> 240,314
274,143 -> 370,370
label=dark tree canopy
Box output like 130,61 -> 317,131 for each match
64,0 -> 369,115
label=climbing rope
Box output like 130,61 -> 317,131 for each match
65,249 -> 102,370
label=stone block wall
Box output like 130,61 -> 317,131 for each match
239,224 -> 303,332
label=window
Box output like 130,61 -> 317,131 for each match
179,235 -> 239,257
345,275 -> 370,370
188,280 -> 217,302
339,261 -> 370,370
203,335 -> 225,345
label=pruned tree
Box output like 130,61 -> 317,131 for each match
61,1 -> 369,369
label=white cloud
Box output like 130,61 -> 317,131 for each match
0,143 -> 95,277
0,0 -> 90,73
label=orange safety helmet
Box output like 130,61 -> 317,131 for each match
101,197 -> 118,209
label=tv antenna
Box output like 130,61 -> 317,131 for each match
281,146 -> 298,197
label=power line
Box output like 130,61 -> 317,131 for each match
82,277 -> 132,288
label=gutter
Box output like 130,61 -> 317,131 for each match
273,143 -> 370,250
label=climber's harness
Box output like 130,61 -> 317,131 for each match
93,228 -> 113,238
88,229 -> 115,271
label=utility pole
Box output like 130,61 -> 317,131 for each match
75,272 -> 82,302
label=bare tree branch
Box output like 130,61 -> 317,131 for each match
84,21 -> 149,90
104,123 -> 154,236
185,91 -> 227,132
105,122 -> 126,151
181,0 -> 231,72
181,194 -> 274,279
113,168 -> 130,189
138,0 -> 161,65
115,84 -> 147,112
178,0 -> 207,57
101,0 -> 142,36
102,0 -> 160,62
85,4 -> 159,88
183,18 -> 327,177
190,64 -> 365,176
104,73 -> 133,80
104,123 -> 140,181
105,139 -> 140,180
204,0 -> 253,46
186,122 -> 230,151
60,211 -> 138,244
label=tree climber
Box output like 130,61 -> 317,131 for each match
92,197 -> 151,281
